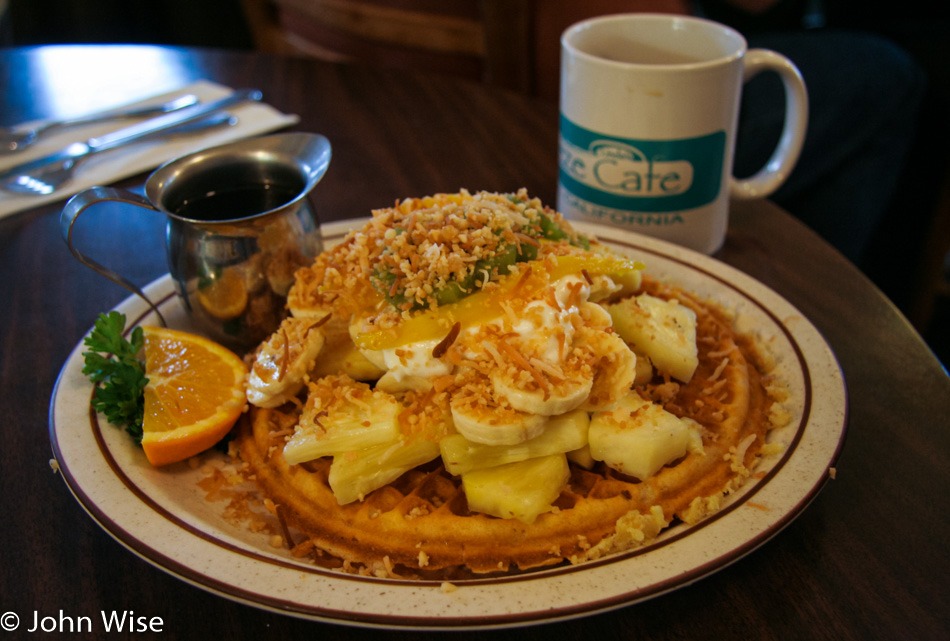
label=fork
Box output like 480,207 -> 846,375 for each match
0,89 -> 261,196
0,93 -> 199,154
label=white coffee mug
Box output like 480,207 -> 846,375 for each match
557,13 -> 808,254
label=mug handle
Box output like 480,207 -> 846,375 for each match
730,49 -> 809,200
60,186 -> 167,326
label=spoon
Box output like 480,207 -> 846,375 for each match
0,93 -> 199,154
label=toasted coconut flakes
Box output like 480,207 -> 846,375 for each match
515,231 -> 540,248
274,503 -> 295,549
432,374 -> 456,393
708,357 -> 730,381
509,265 -> 534,297
291,539 -> 316,558
530,357 -> 565,380
345,389 -> 371,411
500,300 -> 519,328
432,322 -> 461,358
760,442 -> 785,456
702,378 -> 728,396
727,434 -> 757,473
498,340 -> 550,396
481,340 -> 506,369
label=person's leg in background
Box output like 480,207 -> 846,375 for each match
734,30 -> 926,271
700,0 -> 949,318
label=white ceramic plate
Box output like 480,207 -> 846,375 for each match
50,220 -> 847,630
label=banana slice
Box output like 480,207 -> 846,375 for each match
490,370 -> 592,416
376,371 -> 434,393
247,316 -> 327,408
450,393 -> 548,446
579,331 -> 637,412
579,300 -> 614,329
482,294 -> 593,415
376,337 -> 453,393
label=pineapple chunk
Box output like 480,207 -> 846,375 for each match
440,410 -> 589,475
329,437 -> 440,505
283,389 -> 400,464
462,454 -> 570,523
609,266 -> 643,299
309,338 -> 385,381
607,293 -> 698,382
632,351 -> 654,385
566,443 -> 596,469
589,392 -> 703,480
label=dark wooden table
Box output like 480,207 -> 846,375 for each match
1,45 -> 947,640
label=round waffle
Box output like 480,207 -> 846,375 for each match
234,275 -> 779,577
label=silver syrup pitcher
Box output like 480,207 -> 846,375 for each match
61,133 -> 331,350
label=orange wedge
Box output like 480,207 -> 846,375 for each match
141,326 -> 247,466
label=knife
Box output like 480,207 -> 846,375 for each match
0,89 -> 262,183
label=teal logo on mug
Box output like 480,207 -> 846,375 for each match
558,115 -> 726,213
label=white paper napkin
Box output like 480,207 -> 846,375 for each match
0,80 -> 299,219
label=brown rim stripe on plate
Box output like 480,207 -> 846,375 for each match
48,229 -> 848,628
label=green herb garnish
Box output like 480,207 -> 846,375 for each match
81,312 -> 148,443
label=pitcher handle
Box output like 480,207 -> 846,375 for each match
60,186 -> 167,326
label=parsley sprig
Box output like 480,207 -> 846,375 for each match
81,312 -> 148,443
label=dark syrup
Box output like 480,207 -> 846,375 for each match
174,183 -> 302,221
